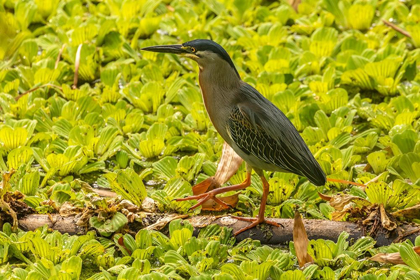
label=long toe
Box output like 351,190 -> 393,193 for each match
233,219 -> 262,236
175,190 -> 234,211
231,216 -> 280,236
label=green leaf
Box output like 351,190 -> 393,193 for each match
392,129 -> 418,154
90,212 -> 128,237
18,172 -> 40,196
7,146 -> 33,170
366,151 -> 389,174
407,24 -> 420,48
280,270 -> 306,280
104,168 -> 147,206
347,4 -> 375,30
0,126 -> 28,150
399,153 -> 420,182
221,263 -> 246,280
400,243 -> 420,272
365,182 -> 392,206
176,153 -> 205,182
61,256 -> 82,279
96,126 -> 119,156
152,156 -> 177,181
310,28 -> 338,58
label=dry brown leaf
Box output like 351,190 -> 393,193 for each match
293,210 -> 313,267
201,194 -> 239,211
192,143 -> 243,195
192,177 -> 216,195
370,246 -> 420,265
213,142 -> 243,185
318,192 -> 332,201
59,202 -> 82,216
392,204 -> 420,219
331,210 -> 349,221
73,44 -> 82,89
319,193 -> 370,211
380,204 -> 397,231
141,197 -> 158,213
362,209 -> 379,225
0,171 -> 18,229
92,188 -> 117,198
190,143 -> 242,210
370,252 -> 407,264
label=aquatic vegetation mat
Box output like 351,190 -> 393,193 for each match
1,0 -> 420,278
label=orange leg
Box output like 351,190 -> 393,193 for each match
175,172 -> 252,210
231,175 -> 279,236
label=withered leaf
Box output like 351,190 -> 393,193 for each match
380,204 -> 397,231
293,210 -> 313,267
392,204 -> 420,219
370,247 -> 420,265
319,193 -> 371,211
201,194 -> 239,211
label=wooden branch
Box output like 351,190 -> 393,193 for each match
15,214 -> 420,247
382,19 -> 411,38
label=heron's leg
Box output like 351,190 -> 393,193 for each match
192,143 -> 243,195
231,174 -> 280,236
175,171 -> 252,210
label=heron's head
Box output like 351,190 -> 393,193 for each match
141,39 -> 239,78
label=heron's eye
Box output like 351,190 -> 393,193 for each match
190,47 -> 196,53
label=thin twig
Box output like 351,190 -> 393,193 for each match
15,84 -> 62,101
54,44 -> 67,69
73,44 -> 83,89
327,178 -> 366,188
382,19 -> 411,38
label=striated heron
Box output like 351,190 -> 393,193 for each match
142,39 -> 326,236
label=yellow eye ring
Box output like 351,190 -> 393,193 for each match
191,47 -> 196,52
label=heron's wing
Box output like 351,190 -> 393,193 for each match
227,106 -> 285,167
227,87 -> 326,186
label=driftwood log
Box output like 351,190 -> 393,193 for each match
16,214 -> 420,247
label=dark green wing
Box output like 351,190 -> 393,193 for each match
227,92 -> 326,186
228,106 -> 282,166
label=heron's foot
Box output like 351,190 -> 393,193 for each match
175,190 -> 234,211
230,216 -> 280,236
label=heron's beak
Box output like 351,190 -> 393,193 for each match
141,44 -> 187,54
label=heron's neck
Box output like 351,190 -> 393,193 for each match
198,62 -> 240,112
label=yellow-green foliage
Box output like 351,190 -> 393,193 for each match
0,0 -> 420,278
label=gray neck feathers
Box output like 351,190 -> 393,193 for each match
198,55 -> 241,105
197,55 -> 241,136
